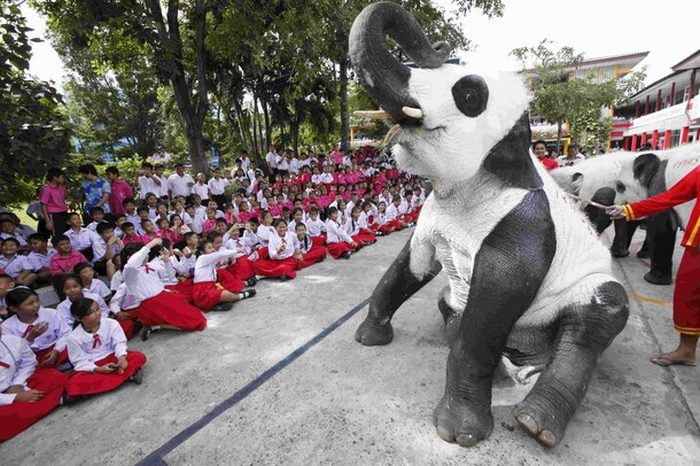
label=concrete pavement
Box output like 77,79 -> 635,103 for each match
1,227 -> 698,465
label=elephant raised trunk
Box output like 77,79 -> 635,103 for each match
348,1 -> 451,123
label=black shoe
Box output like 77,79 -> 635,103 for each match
130,369 -> 143,385
279,275 -> 291,282
61,392 -> 76,406
636,250 -> 650,259
643,271 -> 672,285
375,231 -> 384,236
245,277 -> 257,287
140,326 -> 152,341
210,302 -> 235,312
340,252 -> 352,259
240,288 -> 257,299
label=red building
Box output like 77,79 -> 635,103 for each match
617,50 -> 700,151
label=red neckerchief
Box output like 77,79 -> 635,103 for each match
92,333 -> 101,348
21,324 -> 34,339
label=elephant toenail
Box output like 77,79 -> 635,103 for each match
436,425 -> 455,443
516,413 -> 539,435
538,429 -> 557,447
456,434 -> 480,447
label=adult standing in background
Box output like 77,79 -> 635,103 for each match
607,165 -> 700,367
106,166 -> 133,216
532,140 -> 558,171
136,162 -> 161,200
557,144 -> 585,167
79,164 -> 111,223
153,163 -> 170,200
40,168 -> 69,238
168,163 -> 195,199
265,145 -> 279,181
208,167 -> 230,209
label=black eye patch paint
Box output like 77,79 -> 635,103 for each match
451,75 -> 489,117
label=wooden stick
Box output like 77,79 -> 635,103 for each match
564,192 -> 609,210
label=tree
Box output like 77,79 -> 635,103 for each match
57,36 -> 164,159
512,40 -> 646,154
36,0 -> 217,174
0,1 -> 71,207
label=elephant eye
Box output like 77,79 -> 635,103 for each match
451,74 -> 489,117
615,181 -> 626,194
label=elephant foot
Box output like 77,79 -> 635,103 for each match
610,248 -> 629,258
513,391 -> 569,447
433,395 -> 494,447
643,271 -> 672,285
355,318 -> 393,346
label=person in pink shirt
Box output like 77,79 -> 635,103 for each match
106,167 -> 134,217
40,168 -> 69,238
49,235 -> 89,297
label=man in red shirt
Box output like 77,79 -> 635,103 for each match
532,140 -> 559,171
608,165 -> 700,367
106,167 -> 134,217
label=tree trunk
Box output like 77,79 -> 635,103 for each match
556,118 -> 563,154
251,104 -> 259,156
255,99 -> 264,156
170,72 -> 208,174
339,54 -> 350,154
262,100 -> 271,149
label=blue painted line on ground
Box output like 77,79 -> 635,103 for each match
136,297 -> 371,466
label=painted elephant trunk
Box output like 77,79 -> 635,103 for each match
348,1 -> 451,122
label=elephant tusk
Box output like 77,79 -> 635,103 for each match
402,106 -> 423,119
353,108 -> 391,120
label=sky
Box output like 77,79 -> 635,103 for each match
22,0 -> 700,92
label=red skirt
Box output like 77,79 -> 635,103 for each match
674,247 -> 700,335
216,268 -> 246,294
35,345 -> 69,368
326,241 -> 356,259
379,219 -> 401,234
165,278 -> 194,303
229,256 -> 255,281
352,229 -> 376,245
193,281 -> 226,312
252,257 -> 298,279
311,234 -> 327,248
116,318 -> 136,340
65,351 -> 146,397
130,291 -> 206,331
0,368 -> 68,441
299,246 -> 327,269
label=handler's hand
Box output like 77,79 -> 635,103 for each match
605,205 -> 626,220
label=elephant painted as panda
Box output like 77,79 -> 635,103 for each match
550,151 -> 679,284
349,2 -> 629,448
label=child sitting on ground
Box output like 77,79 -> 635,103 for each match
193,239 -> 256,312
294,223 -> 327,269
63,297 -> 146,403
0,327 -> 69,441
57,275 -> 111,328
0,238 -> 33,287
86,206 -> 106,232
324,207 -> 357,260
49,235 -> 89,297
1,288 -> 71,368
121,222 -> 144,246
73,262 -> 112,303
92,222 -> 122,278
26,233 -> 55,287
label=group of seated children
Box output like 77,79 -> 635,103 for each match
0,154 -> 424,441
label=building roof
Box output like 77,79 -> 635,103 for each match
527,51 -> 648,75
672,49 -> 700,71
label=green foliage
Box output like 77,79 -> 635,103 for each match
512,40 -> 646,154
0,1 -> 72,208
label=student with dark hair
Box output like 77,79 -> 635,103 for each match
0,324 -> 69,441
49,234 -> 89,298
324,207 -> 357,259
118,239 -> 207,339
26,233 -> 55,287
0,238 -> 33,286
79,163 -> 111,223
532,139 -> 558,171
1,288 -> 71,368
40,168 -> 69,237
64,297 -> 146,402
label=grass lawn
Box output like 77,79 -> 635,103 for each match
10,203 -> 38,230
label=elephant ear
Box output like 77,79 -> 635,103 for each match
632,152 -> 660,188
571,172 -> 583,195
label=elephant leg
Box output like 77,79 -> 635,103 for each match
434,191 -> 556,447
645,212 -> 676,284
611,219 -> 640,257
513,281 -> 629,447
355,234 -> 441,346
